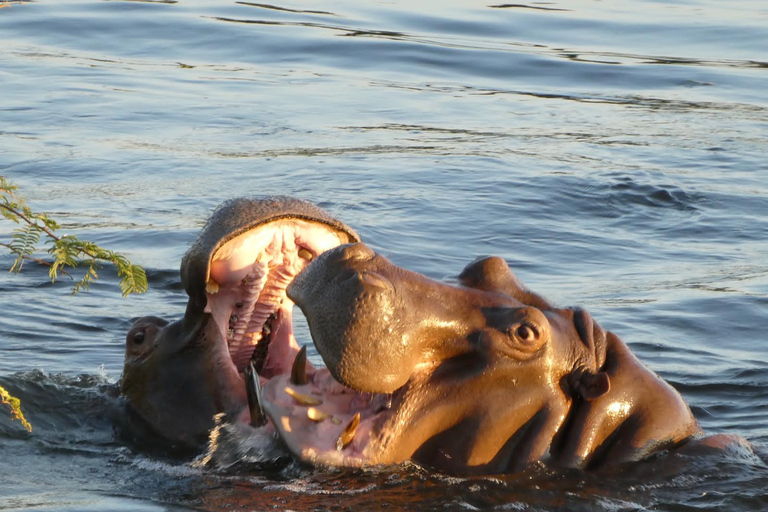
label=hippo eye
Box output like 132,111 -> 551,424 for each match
514,323 -> 539,344
133,331 -> 145,345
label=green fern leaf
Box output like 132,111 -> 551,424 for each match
9,225 -> 42,273
118,263 -> 148,297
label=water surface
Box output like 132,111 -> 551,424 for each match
1,0 -> 767,510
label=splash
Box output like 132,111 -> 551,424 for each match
192,413 -> 286,471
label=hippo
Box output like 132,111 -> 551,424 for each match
122,197 -> 705,474
122,196 -> 360,447
263,243 -> 703,474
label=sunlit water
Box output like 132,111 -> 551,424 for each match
1,0 -> 767,510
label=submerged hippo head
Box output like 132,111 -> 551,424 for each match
121,197 -> 359,447
257,243 -> 702,474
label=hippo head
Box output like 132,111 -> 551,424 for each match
258,243 -> 700,474
121,197 -> 360,447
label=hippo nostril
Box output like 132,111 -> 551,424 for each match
357,271 -> 393,292
339,243 -> 375,262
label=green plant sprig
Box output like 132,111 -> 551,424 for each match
1,176 -> 149,432
1,176 -> 148,297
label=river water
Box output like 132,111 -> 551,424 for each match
1,0 -> 767,510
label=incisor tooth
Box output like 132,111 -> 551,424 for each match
284,387 -> 322,406
336,412 -> 360,451
307,407 -> 330,422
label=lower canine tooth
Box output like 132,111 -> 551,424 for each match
245,361 -> 266,427
206,279 -> 219,294
336,413 -> 361,451
290,346 -> 308,386
285,387 -> 322,406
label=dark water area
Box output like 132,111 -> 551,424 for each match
1,0 -> 767,510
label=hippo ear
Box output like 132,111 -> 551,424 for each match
458,256 -> 552,309
571,308 -> 608,370
574,370 -> 611,401
568,307 -> 611,400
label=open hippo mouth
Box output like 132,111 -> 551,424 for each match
207,234 -> 396,463
192,198 -> 397,466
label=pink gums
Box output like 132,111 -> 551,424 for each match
204,220 -> 348,375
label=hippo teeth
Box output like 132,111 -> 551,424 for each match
247,313 -> 277,374
307,407 -> 331,422
336,412 -> 361,451
245,361 -> 267,427
284,387 -> 323,406
290,346 -> 308,386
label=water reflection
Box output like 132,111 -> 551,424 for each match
489,3 -> 570,12
236,1 -> 336,16
1,0 -> 767,510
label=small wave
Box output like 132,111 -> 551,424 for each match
191,415 -> 289,471
128,452 -> 203,478
594,497 -> 646,511
262,481 -> 379,496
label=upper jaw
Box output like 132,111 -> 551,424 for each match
184,209 -> 360,432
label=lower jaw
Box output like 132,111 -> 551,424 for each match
223,315 -> 393,467
231,362 -> 402,468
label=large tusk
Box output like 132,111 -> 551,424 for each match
245,361 -> 266,427
336,412 -> 361,451
290,346 -> 308,386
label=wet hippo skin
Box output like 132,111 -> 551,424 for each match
274,242 -> 702,474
